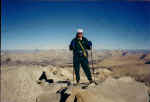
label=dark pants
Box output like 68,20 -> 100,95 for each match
73,55 -> 92,83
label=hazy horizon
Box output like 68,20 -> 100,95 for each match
2,48 -> 150,51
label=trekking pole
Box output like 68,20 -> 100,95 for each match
91,46 -> 95,82
73,68 -> 74,84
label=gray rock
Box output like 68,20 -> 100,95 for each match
36,92 -> 60,102
66,77 -> 149,102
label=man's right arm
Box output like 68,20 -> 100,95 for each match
69,39 -> 75,50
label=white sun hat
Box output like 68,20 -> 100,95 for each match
77,28 -> 83,33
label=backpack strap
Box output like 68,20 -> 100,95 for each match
78,40 -> 87,57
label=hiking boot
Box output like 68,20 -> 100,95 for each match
89,80 -> 98,86
74,81 -> 80,87
89,80 -> 94,84
88,80 -> 97,88
88,82 -> 96,88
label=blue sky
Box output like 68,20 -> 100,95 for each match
1,1 -> 150,50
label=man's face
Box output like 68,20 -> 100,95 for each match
77,33 -> 83,38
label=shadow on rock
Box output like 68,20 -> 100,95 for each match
37,71 -> 54,84
57,87 -> 70,102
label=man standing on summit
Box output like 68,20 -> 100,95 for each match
69,29 -> 93,85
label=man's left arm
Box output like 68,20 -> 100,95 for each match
85,38 -> 92,50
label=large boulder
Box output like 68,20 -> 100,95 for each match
66,77 -> 149,102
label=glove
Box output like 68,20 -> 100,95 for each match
88,41 -> 92,47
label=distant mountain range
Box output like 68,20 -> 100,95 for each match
1,49 -> 150,54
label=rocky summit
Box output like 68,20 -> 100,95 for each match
36,77 -> 149,102
1,50 -> 150,102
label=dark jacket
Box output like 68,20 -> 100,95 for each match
69,37 -> 91,57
